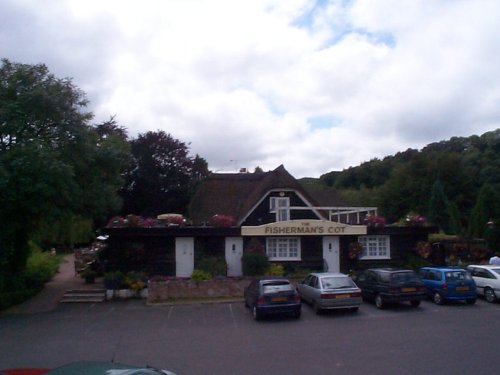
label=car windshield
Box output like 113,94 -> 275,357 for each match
262,281 -> 292,293
321,277 -> 356,289
391,272 -> 419,284
445,271 -> 471,281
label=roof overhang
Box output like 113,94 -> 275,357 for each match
241,220 -> 367,236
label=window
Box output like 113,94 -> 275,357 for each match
269,197 -> 290,222
358,236 -> 390,260
266,237 -> 301,260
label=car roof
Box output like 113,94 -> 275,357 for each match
467,264 -> 500,269
421,266 -> 467,272
309,272 -> 349,278
367,268 -> 414,273
255,276 -> 290,283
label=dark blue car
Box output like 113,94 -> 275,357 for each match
419,267 -> 477,305
244,277 -> 301,320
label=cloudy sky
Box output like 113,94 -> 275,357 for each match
1,0 -> 499,177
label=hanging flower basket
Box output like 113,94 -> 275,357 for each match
348,242 -> 363,260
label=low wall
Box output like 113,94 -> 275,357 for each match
147,277 -> 251,303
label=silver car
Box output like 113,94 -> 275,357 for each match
467,265 -> 500,303
297,272 -> 362,314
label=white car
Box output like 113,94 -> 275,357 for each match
466,265 -> 500,303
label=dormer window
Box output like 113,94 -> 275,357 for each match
270,197 -> 290,222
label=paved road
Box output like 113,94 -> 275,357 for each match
1,298 -> 499,375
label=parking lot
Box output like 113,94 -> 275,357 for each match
1,298 -> 499,374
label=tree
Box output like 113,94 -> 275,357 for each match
121,130 -> 209,217
0,59 -> 129,276
427,180 -> 451,233
468,184 -> 500,238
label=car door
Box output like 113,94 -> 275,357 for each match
359,271 -> 377,300
298,275 -> 313,303
469,267 -> 484,295
245,280 -> 259,307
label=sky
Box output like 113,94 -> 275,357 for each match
1,0 -> 500,178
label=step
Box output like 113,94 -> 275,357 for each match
60,289 -> 106,303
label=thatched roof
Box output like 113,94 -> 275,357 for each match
189,165 -> 347,225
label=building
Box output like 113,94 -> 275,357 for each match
102,165 -> 436,276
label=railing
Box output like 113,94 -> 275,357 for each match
289,206 -> 378,225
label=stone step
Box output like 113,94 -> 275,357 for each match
60,289 -> 106,303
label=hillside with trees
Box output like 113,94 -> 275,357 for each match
315,130 -> 500,243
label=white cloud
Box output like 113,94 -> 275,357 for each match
1,0 -> 500,177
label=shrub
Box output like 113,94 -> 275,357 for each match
191,269 -> 212,282
0,242 -> 62,311
125,271 -> 147,291
242,252 -> 269,276
104,271 -> 125,289
197,257 -> 227,277
267,263 -> 284,276
403,254 -> 432,270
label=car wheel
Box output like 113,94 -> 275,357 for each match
252,306 -> 261,321
433,292 -> 443,305
375,294 -> 384,309
466,298 -> 476,305
410,300 -> 421,307
485,287 -> 497,303
313,301 -> 321,315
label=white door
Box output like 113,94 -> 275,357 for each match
175,237 -> 194,277
322,236 -> 340,273
225,237 -> 243,277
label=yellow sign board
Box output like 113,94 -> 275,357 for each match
241,220 -> 367,236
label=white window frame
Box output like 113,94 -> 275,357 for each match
266,237 -> 301,261
269,197 -> 290,222
358,235 -> 390,260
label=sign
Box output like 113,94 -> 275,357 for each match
241,220 -> 367,236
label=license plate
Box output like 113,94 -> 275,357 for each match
336,294 -> 350,299
402,287 -> 416,292
271,296 -> 287,302
456,286 -> 469,292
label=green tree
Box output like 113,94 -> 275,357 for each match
121,130 -> 210,217
0,59 -> 129,275
428,180 -> 451,233
468,184 -> 500,238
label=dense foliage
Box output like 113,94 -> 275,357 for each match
121,130 -> 210,217
0,59 -> 209,306
318,130 -> 500,241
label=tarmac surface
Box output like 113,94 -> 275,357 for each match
2,253 -> 100,315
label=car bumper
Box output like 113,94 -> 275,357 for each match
381,292 -> 427,303
318,296 -> 362,310
257,302 -> 301,316
442,292 -> 477,301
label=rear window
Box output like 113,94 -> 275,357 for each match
321,277 -> 356,289
262,281 -> 292,293
391,272 -> 420,284
445,271 -> 472,281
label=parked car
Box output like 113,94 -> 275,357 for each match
297,272 -> 362,314
355,268 -> 426,309
1,361 -> 176,375
466,265 -> 500,303
419,267 -> 477,305
244,277 -> 301,320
